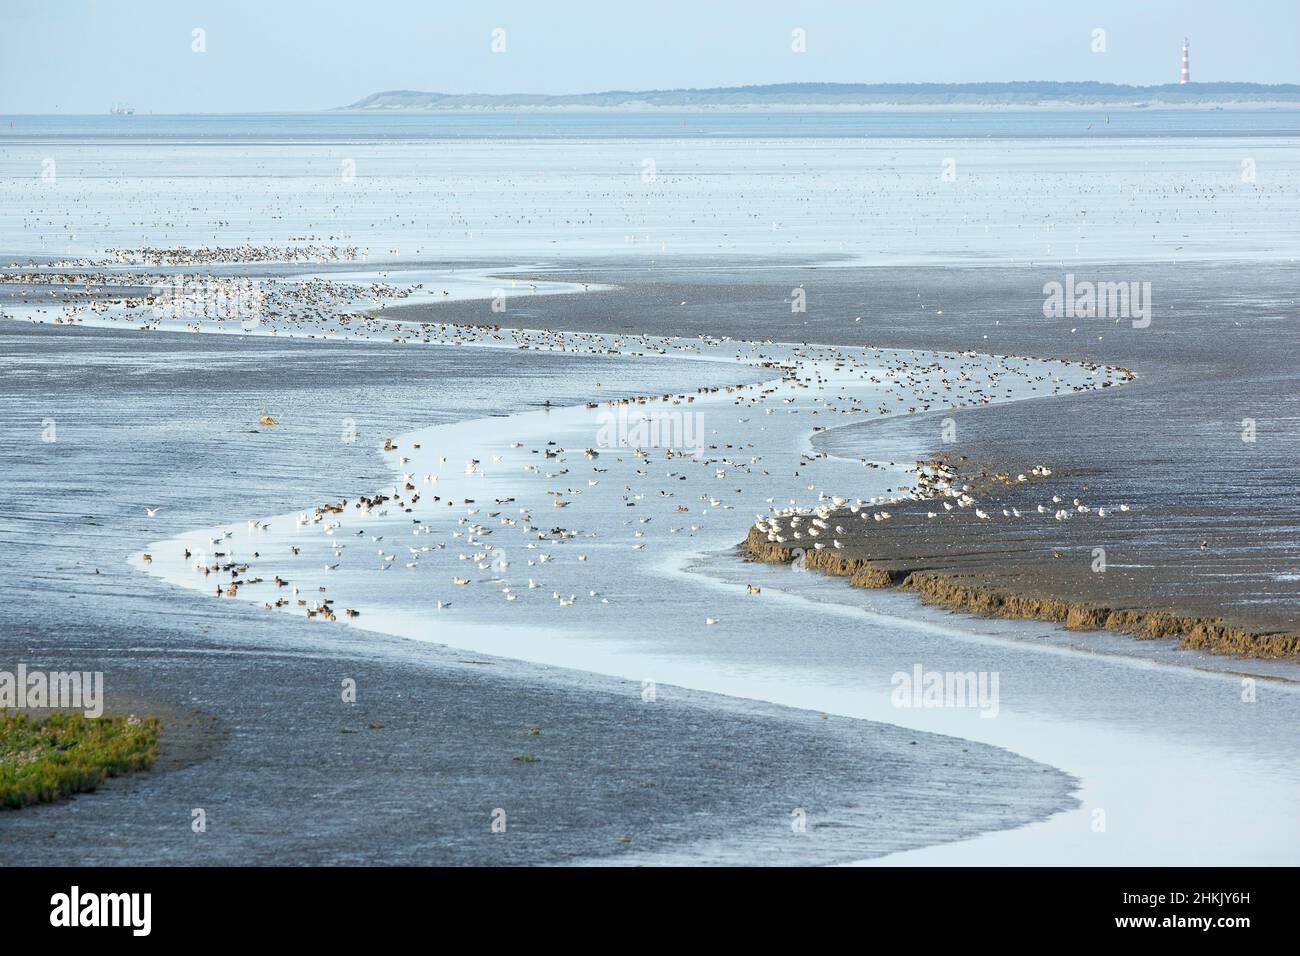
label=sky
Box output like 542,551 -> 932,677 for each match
2,0 -> 1297,114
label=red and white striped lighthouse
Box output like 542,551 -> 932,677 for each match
1180,37 -> 1190,84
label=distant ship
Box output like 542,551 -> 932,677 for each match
109,103 -> 135,115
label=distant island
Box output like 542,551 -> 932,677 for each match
341,81 -> 1300,112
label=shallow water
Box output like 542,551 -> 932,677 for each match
3,110 -> 1298,865
4,112 -> 1298,264
91,292 -> 1294,865
0,319 -> 1079,866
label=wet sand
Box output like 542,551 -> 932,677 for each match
391,257 -> 1300,656
0,608 -> 1073,866
4,253 -> 1297,866
0,320 -> 1073,865
741,492 -> 1300,661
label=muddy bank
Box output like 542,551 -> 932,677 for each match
401,258 -> 1300,654
741,515 -> 1300,661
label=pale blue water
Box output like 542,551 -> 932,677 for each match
2,108 -> 1298,865
4,110 -> 1298,263
4,110 -> 1299,142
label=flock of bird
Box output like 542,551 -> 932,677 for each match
3,256 -> 1127,631
756,453 -> 1134,554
